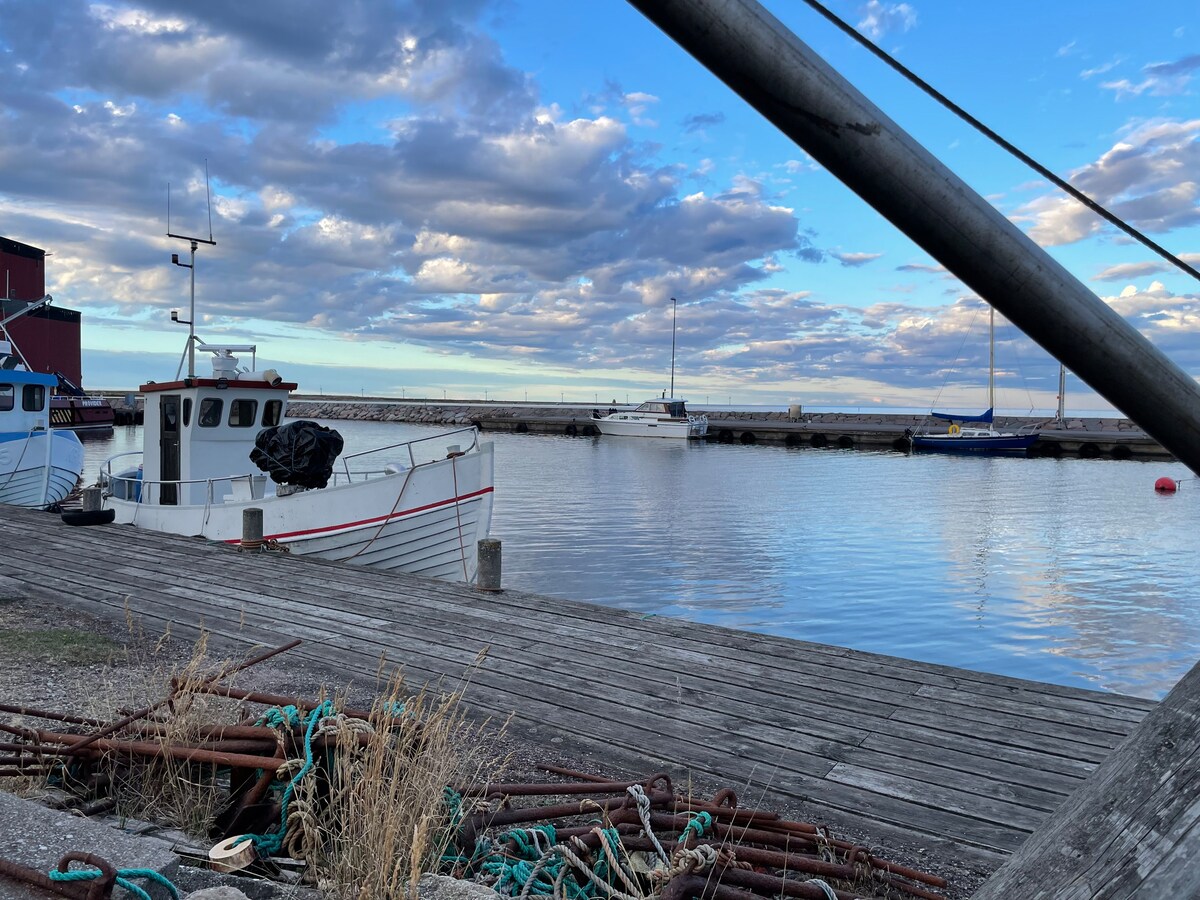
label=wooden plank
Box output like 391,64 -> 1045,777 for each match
7,541 -> 1125,789
974,658 -> 1200,898
60,533 -> 1146,749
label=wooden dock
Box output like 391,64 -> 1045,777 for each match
0,507 -> 1156,879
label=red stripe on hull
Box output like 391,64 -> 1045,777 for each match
224,485 -> 494,545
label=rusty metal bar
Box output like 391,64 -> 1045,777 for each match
0,703 -> 107,726
460,779 -> 661,798
191,684 -> 375,720
36,729 -> 287,771
67,638 -> 302,756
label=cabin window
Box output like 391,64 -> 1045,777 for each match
0,386 -> 13,411
263,399 -> 283,427
182,398 -> 192,427
228,399 -> 258,427
22,385 -> 44,411
198,398 -> 223,427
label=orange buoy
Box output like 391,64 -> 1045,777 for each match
1154,477 -> 1178,493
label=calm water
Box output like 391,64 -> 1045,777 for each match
82,421 -> 1198,700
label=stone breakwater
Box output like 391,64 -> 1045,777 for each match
284,400 -> 1168,460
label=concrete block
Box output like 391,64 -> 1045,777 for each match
0,792 -> 179,900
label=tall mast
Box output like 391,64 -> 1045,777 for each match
167,167 -> 216,380
1057,364 -> 1066,422
988,305 -> 995,412
669,297 -> 677,398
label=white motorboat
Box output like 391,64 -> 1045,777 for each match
0,351 -> 85,508
99,343 -> 495,582
593,297 -> 708,439
592,398 -> 709,439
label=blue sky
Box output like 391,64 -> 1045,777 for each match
0,0 -> 1196,412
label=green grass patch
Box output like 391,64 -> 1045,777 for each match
0,628 -> 122,664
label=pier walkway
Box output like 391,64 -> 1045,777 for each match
0,507 -> 1155,877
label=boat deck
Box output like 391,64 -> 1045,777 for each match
0,506 -> 1155,877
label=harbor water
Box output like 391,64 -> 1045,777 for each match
80,420 -> 1198,700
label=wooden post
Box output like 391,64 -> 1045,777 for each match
973,657 -> 1200,897
81,486 -> 102,512
477,538 -> 501,591
241,507 -> 264,552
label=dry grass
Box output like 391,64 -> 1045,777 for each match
291,666 -> 507,900
104,632 -> 241,837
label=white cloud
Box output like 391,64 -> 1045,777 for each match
856,1 -> 918,40
1018,119 -> 1200,246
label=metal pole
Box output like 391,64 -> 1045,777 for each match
1057,365 -> 1067,422
188,240 -> 197,378
989,306 -> 995,413
670,297 -> 677,398
625,0 -> 1200,475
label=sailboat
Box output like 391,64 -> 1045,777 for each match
592,297 -> 709,439
909,306 -> 1040,454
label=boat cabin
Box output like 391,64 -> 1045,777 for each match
633,399 -> 689,418
138,345 -> 296,506
0,340 -> 54,434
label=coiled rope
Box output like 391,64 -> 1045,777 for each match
235,700 -> 336,856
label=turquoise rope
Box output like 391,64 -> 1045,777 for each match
237,700 -> 335,855
49,867 -> 178,900
680,811 -> 713,841
450,823 -> 634,899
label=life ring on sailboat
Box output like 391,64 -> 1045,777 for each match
948,424 -> 961,435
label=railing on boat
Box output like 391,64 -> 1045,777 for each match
331,426 -> 481,483
98,426 -> 482,502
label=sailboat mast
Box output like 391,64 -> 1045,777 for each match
1057,364 -> 1066,422
989,305 -> 995,412
670,297 -> 677,398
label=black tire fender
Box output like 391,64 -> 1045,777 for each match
61,508 -> 117,527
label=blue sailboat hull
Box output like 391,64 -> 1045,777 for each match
911,433 -> 1039,454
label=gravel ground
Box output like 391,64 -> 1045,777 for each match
0,595 -> 993,899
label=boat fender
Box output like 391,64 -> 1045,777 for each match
948,424 -> 961,435
61,508 -> 117,527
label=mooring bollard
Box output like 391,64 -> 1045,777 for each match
477,538 -> 502,591
81,486 -> 102,512
242,507 -> 264,552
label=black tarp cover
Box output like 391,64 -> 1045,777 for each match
250,420 -> 344,489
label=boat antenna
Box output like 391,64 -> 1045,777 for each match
167,161 -> 217,380
670,297 -> 677,398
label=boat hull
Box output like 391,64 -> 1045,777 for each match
51,395 -> 116,431
0,430 -> 84,507
911,433 -> 1039,454
594,418 -> 705,439
104,442 -> 494,582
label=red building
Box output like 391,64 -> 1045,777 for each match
0,236 -> 84,387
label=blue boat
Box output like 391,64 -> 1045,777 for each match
0,296 -> 85,506
0,365 -> 84,507
910,410 -> 1041,454
909,307 -> 1041,456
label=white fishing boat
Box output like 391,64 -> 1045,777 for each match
96,223 -> 493,582
0,308 -> 85,508
592,297 -> 709,440
98,344 -> 495,581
